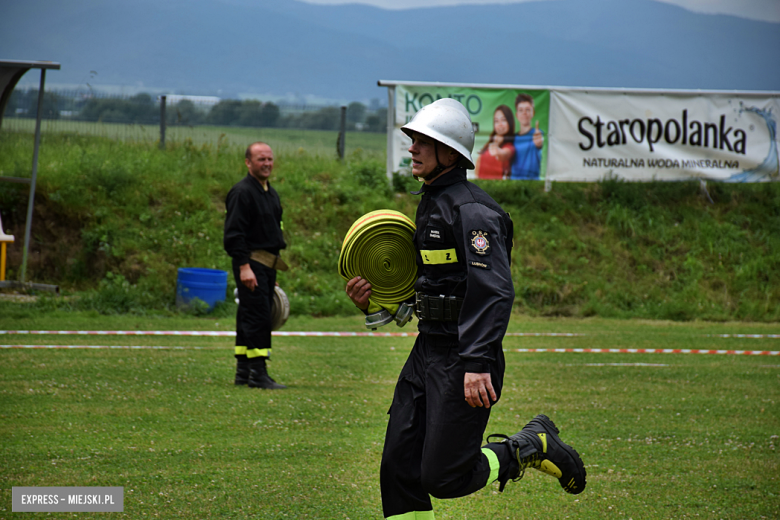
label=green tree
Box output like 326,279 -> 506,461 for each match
260,102 -> 280,128
365,108 -> 387,133
167,99 -> 203,126
127,93 -> 157,123
5,89 -> 61,119
233,100 -> 280,128
78,94 -> 157,124
237,100 -> 263,127
287,106 -> 341,130
206,100 -> 243,126
347,102 -> 366,124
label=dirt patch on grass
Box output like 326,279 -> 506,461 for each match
0,292 -> 38,303
1,198 -> 99,286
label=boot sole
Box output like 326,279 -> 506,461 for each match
247,379 -> 287,389
533,414 -> 587,495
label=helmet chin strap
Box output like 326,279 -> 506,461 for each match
414,141 -> 453,182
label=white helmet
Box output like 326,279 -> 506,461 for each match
401,98 -> 475,170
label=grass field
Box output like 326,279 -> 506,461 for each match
2,118 -> 387,155
1,313 -> 778,519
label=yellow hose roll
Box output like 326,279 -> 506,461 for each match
339,210 -> 417,313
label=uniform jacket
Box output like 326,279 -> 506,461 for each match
224,174 -> 286,266
414,167 -> 515,373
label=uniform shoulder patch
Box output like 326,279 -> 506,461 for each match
469,230 -> 491,256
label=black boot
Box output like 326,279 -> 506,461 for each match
248,360 -> 287,390
488,414 -> 586,495
235,356 -> 250,385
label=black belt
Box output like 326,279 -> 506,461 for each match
415,292 -> 463,322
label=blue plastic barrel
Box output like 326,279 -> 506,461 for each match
175,268 -> 228,311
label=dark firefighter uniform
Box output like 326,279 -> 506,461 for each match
224,173 -> 286,363
380,167 -> 518,519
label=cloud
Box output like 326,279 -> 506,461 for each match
654,0 -> 780,22
299,0 -> 780,22
301,0 -> 550,10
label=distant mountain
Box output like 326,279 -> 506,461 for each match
1,0 -> 778,103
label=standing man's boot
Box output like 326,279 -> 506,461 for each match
248,358 -> 287,389
235,356 -> 250,385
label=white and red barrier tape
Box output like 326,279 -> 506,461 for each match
509,348 -> 779,356
0,330 -> 583,337
0,330 -> 777,356
707,334 -> 780,338
0,345 -> 218,350
2,330 -> 778,338
0,345 -> 777,355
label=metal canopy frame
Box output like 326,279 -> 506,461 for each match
0,59 -> 61,288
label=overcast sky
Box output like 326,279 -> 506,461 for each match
300,0 -> 780,22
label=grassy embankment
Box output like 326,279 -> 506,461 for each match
1,130 -> 779,321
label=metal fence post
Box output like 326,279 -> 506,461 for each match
385,85 -> 395,186
19,69 -> 47,283
159,95 -> 166,150
338,105 -> 346,160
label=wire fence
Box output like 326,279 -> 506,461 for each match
1,88 -> 387,153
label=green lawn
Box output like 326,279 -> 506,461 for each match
1,314 -> 778,519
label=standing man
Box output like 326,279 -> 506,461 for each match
224,141 -> 287,390
345,99 -> 585,519
510,93 -> 544,180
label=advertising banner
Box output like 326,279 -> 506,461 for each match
547,91 -> 780,183
393,85 -> 550,180
384,81 -> 779,183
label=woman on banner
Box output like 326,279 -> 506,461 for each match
475,104 -> 516,180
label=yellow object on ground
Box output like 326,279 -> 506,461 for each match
0,215 -> 15,282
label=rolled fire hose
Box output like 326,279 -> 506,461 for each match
233,285 -> 290,331
338,209 -> 417,329
271,286 -> 290,331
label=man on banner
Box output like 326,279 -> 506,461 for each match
510,93 -> 544,180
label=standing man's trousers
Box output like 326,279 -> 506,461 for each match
232,259 -> 276,359
380,332 -> 513,519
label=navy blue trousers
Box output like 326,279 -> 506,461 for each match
380,332 -> 510,518
232,259 -> 276,357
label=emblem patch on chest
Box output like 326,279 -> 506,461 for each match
470,230 -> 490,255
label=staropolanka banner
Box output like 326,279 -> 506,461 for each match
548,91 -> 780,183
385,82 -> 779,183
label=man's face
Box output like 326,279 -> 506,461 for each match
408,132 -> 444,178
516,101 -> 534,128
245,144 -> 274,183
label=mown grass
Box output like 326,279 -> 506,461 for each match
0,314 -> 778,519
1,130 -> 779,321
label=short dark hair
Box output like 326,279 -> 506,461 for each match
515,93 -> 535,109
245,141 -> 270,160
